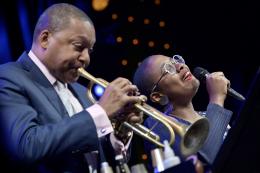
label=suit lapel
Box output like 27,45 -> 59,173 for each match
18,52 -> 69,118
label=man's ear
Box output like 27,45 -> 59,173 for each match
38,30 -> 50,49
150,92 -> 169,106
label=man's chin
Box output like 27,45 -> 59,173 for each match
67,69 -> 81,82
67,76 -> 79,83
62,73 -> 80,83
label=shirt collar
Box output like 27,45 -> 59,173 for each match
28,50 -> 57,86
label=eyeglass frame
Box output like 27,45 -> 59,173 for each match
150,55 -> 185,93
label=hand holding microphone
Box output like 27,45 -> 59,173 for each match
193,67 -> 245,103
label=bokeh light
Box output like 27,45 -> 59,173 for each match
92,0 -> 110,11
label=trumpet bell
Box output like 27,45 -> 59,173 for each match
181,117 -> 210,157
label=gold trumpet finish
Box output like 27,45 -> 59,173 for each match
78,68 -> 209,156
78,67 -> 174,147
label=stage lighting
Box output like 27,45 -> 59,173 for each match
92,0 -> 109,11
121,59 -> 128,66
132,38 -> 139,45
92,84 -> 105,100
164,43 -> 170,49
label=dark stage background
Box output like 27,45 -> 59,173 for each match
0,0 -> 259,171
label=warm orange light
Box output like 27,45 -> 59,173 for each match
148,41 -> 155,47
116,36 -> 123,43
164,43 -> 170,49
141,154 -> 148,160
128,16 -> 134,22
92,0 -> 109,11
154,0 -> 160,5
112,13 -> 118,20
144,18 -> 150,24
121,59 -> 128,66
132,39 -> 139,45
159,21 -> 165,27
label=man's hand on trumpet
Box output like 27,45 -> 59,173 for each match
111,104 -> 144,145
97,77 -> 144,119
114,104 -> 144,124
97,77 -> 147,144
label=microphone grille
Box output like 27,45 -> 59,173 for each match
193,67 -> 209,81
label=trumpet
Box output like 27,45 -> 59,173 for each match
78,68 -> 209,157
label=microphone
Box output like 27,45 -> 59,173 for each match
193,67 -> 246,101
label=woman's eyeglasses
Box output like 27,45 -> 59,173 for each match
150,55 -> 185,93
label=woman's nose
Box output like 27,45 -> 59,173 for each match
175,63 -> 185,72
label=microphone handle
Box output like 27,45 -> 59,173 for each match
205,73 -> 245,101
227,88 -> 246,101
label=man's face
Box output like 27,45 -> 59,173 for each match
150,55 -> 200,101
42,18 -> 96,83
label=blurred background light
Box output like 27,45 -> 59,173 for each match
143,18 -> 150,25
93,84 -> 105,98
116,36 -> 123,43
154,0 -> 160,5
163,43 -> 170,49
132,38 -> 139,45
159,21 -> 165,27
92,0 -> 110,11
128,16 -> 134,23
121,59 -> 128,66
111,13 -> 118,20
148,41 -> 155,47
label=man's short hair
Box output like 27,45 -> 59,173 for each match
33,3 -> 93,42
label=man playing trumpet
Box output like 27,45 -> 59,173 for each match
0,3 -> 143,173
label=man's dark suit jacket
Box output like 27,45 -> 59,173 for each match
0,52 -> 109,173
